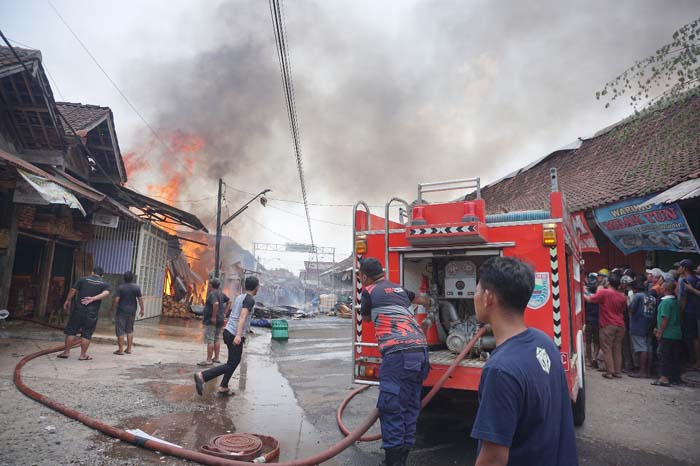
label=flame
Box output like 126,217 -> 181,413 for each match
164,267 -> 173,296
179,232 -> 214,304
124,130 -> 213,302
123,151 -> 150,174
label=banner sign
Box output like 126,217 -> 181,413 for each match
594,195 -> 699,254
92,212 -> 120,228
572,212 -> 600,253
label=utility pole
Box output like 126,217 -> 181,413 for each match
214,184 -> 271,279
215,178 -> 223,278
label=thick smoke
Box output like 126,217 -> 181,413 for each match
123,0 -> 700,248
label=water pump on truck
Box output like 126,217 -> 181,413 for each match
352,169 -> 588,426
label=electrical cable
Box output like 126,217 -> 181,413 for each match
4,37 -> 66,101
268,204 -> 351,227
241,213 -> 297,243
46,0 -> 179,165
0,30 -> 144,212
268,0 -> 318,275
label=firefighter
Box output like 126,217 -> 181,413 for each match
359,257 -> 431,466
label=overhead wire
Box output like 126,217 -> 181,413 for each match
268,0 -> 319,273
0,30 -> 145,212
268,204 -> 351,227
46,0 -> 196,178
4,37 -> 66,101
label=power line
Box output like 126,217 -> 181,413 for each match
242,213 -> 297,243
268,204 -> 351,227
0,30 -> 145,211
269,0 -> 317,263
5,37 -> 66,101
47,0 -> 192,175
224,183 -> 382,208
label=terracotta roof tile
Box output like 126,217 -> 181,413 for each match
478,94 -> 700,213
56,102 -> 111,135
0,45 -> 40,70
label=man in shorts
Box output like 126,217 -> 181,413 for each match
198,278 -> 230,366
109,271 -> 144,355
58,266 -> 110,360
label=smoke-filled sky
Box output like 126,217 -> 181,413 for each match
3,1 -> 700,272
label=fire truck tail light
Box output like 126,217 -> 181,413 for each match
358,365 -> 379,379
355,235 -> 368,254
543,224 -> 557,246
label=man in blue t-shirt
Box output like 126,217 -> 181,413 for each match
470,256 -> 579,466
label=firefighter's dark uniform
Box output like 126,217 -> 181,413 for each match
361,279 -> 430,462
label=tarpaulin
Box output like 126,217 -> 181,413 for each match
14,169 -> 86,216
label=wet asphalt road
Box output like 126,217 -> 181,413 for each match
2,316 -> 698,465
274,317 -> 700,466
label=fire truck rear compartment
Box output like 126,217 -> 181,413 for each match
403,254 -> 496,361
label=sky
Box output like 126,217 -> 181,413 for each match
2,0 -> 700,273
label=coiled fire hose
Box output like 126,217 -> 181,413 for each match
14,319 -> 487,464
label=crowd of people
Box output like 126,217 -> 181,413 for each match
584,259 -> 700,387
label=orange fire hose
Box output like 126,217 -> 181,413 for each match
14,319 -> 487,464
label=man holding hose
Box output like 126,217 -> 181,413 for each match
358,257 -> 431,466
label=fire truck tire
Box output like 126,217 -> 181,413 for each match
571,368 -> 586,426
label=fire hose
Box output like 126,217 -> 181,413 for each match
14,319 -> 487,464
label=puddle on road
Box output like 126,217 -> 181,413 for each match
275,350 -> 351,362
126,363 -> 195,381
102,333 -> 336,465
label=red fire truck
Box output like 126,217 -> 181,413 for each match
351,169 -> 587,425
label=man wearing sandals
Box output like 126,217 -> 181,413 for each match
58,266 -> 110,361
110,271 -> 145,355
194,275 -> 259,396
652,281 -> 682,387
198,278 -> 231,367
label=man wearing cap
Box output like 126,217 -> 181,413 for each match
677,259 -> 700,371
359,257 -> 430,466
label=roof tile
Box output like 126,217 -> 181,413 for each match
478,94 -> 700,213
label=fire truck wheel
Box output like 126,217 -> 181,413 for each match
571,368 -> 586,426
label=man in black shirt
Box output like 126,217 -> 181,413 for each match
109,271 -> 144,355
58,266 -> 110,360
197,278 -> 231,366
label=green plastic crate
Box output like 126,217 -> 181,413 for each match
271,319 -> 289,341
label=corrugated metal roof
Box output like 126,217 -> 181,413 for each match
638,178 -> 700,207
0,148 -> 103,202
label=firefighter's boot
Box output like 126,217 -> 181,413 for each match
400,447 -> 410,465
378,447 -> 404,466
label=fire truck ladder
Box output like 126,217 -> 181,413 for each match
352,201 -> 373,356
384,197 -> 411,279
416,177 -> 481,203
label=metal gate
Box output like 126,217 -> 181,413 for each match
133,222 -> 168,320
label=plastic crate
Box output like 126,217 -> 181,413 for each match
271,319 -> 289,341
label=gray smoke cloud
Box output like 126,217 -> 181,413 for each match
123,0 -> 700,248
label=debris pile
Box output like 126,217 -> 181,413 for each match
162,295 -> 192,318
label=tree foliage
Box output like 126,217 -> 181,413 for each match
598,18 -> 700,112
